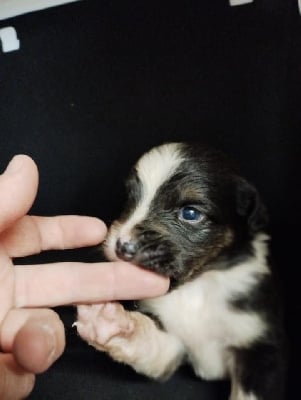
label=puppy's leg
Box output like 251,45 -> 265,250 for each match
75,302 -> 185,380
229,343 -> 285,400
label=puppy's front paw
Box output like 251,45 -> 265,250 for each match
75,302 -> 135,349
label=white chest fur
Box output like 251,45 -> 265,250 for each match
140,236 -> 269,380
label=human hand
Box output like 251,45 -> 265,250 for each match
0,155 -> 169,399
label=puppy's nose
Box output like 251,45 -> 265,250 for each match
116,239 -> 137,260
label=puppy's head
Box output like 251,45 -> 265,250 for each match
104,143 -> 268,284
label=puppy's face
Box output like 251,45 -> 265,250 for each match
104,143 -> 267,284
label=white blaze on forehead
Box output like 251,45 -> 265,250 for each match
119,143 -> 185,240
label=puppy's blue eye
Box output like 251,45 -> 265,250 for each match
179,206 -> 203,223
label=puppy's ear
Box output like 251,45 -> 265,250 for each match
236,178 -> 269,234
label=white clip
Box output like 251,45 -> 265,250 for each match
0,27 -> 20,53
298,0 -> 301,15
229,0 -> 254,6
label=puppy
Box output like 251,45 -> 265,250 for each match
76,143 -> 285,400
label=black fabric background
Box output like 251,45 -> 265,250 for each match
0,0 -> 300,398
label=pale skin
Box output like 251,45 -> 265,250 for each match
0,155 -> 169,400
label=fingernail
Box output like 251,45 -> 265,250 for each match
144,274 -> 170,297
6,155 -> 24,175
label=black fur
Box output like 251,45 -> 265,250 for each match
233,343 -> 286,400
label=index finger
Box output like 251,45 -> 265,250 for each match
14,261 -> 170,307
1,215 -> 107,257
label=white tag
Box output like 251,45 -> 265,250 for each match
229,0 -> 254,6
0,0 -> 81,20
298,0 -> 301,15
0,26 -> 20,52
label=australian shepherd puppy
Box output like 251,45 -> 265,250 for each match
76,142 -> 285,400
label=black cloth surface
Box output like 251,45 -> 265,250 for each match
0,0 -> 300,398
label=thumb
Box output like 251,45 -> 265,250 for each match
0,155 -> 39,233
0,354 -> 35,400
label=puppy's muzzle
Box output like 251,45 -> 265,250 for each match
114,231 -> 178,277
116,239 -> 137,261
